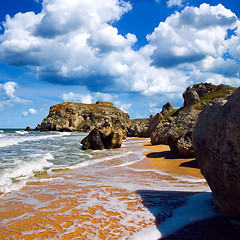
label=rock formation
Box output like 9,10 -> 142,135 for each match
81,125 -> 123,150
151,83 -> 236,157
127,102 -> 174,138
35,101 -> 130,132
193,87 -> 240,220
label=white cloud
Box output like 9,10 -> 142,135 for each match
60,91 -> 113,104
0,1 -> 239,103
22,111 -> 29,117
0,81 -> 31,111
22,108 -> 38,117
29,108 -> 38,114
114,100 -> 132,113
148,4 -> 238,68
61,92 -> 93,104
167,0 -> 183,8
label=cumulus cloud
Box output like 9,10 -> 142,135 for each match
22,108 -> 38,117
29,108 -> 38,114
60,91 -> 113,104
0,1 -> 239,102
148,4 -> 238,68
115,101 -> 132,113
0,81 -> 30,111
167,0 -> 184,8
61,92 -> 93,104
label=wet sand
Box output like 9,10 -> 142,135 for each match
0,139 -> 210,239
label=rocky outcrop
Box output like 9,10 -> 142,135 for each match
81,126 -> 123,150
151,107 -> 199,157
193,87 -> 240,220
127,119 -> 149,137
151,83 -> 236,157
183,87 -> 200,107
35,101 -> 130,132
25,126 -> 31,131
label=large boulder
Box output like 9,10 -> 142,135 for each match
81,128 -> 105,150
193,88 -> 240,220
81,126 -> 123,150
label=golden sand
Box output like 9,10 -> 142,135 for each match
0,139 -> 207,239
131,143 -> 204,179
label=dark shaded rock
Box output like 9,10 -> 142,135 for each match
81,128 -> 104,150
193,87 -> 240,220
25,126 -> 31,131
81,126 -> 123,150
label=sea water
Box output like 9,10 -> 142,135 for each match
0,129 -> 142,194
0,129 -> 152,195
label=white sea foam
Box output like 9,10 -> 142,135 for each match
15,130 -> 28,135
66,151 -> 133,170
0,130 -> 4,133
0,134 -> 63,148
0,152 -> 54,194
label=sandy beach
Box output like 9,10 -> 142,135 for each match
0,138 -> 224,239
131,142 -> 203,179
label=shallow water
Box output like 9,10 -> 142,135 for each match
0,130 -> 211,239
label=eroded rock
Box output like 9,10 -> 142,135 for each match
81,126 -> 123,150
193,88 -> 240,220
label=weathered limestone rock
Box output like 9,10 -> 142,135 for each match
151,107 -> 199,157
151,84 -> 236,157
183,87 -> 200,107
161,102 -> 174,116
35,102 -> 129,132
193,87 -> 240,220
81,126 -> 123,150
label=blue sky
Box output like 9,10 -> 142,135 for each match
0,0 -> 239,128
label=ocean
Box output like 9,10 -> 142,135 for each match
0,129 -> 218,239
0,129 -> 145,194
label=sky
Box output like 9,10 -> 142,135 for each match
0,0 -> 239,128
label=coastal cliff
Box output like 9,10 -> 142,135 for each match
35,101 -> 130,132
150,83 -> 236,157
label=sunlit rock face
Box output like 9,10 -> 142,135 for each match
193,87 -> 240,220
35,101 -> 130,132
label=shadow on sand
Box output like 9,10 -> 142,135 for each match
136,190 -> 240,240
146,151 -> 180,160
179,159 -> 199,169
